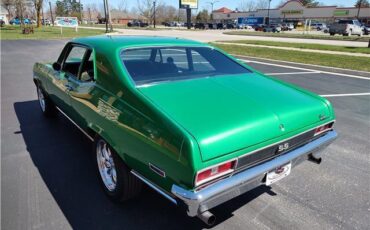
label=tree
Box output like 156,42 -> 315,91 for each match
55,0 -> 83,20
1,0 -> 15,19
32,0 -> 43,28
355,0 -> 370,7
238,0 -> 256,11
255,0 -> 269,9
195,9 -> 209,22
300,0 -> 320,7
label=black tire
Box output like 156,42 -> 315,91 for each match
36,84 -> 56,117
95,138 -> 142,202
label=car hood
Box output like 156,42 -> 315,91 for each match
138,74 -> 331,161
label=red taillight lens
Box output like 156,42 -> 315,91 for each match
314,123 -> 333,136
195,160 -> 236,186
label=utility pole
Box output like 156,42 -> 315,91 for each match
79,0 -> 82,24
103,0 -> 108,32
357,0 -> 363,19
106,0 -> 113,32
267,0 -> 271,25
49,1 -> 54,25
88,7 -> 92,24
153,1 -> 156,28
207,0 -> 219,21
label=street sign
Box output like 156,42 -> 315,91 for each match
179,0 -> 198,9
55,17 -> 78,34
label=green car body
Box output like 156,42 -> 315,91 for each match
33,36 -> 337,222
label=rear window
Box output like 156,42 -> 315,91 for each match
338,20 -> 353,24
120,47 -> 251,86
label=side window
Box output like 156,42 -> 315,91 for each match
63,46 -> 88,78
80,51 -> 95,82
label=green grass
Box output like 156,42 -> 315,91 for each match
218,40 -> 370,54
211,43 -> 370,72
224,31 -> 370,42
0,25 -> 106,40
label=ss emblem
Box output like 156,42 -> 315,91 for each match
278,143 -> 290,152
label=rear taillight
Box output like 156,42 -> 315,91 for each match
195,160 -> 236,187
314,122 -> 333,136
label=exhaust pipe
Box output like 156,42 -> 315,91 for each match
308,153 -> 322,164
197,211 -> 216,226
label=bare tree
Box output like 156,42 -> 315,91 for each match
2,0 -> 15,19
136,0 -> 164,24
238,0 -> 257,11
117,0 -> 128,13
255,0 -> 269,9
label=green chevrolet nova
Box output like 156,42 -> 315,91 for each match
33,35 -> 337,225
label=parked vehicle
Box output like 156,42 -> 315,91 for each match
42,19 -> 51,26
208,23 -> 216,29
361,23 -> 369,35
281,23 -> 294,31
254,24 -> 265,31
9,18 -> 31,25
195,22 -> 208,29
217,23 -> 226,29
329,19 -> 363,36
263,24 -> 282,33
127,20 -> 148,27
226,23 -> 236,29
311,23 -> 327,31
33,36 -> 337,226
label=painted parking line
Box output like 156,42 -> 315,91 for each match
266,71 -> 320,76
320,93 -> 370,97
240,59 -> 370,81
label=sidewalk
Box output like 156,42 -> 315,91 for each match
213,42 -> 370,57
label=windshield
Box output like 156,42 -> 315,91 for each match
120,47 -> 251,86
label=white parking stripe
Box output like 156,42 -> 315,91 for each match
320,93 -> 370,97
266,71 -> 320,75
240,59 -> 370,81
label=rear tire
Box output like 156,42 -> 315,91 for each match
95,138 -> 142,202
36,84 -> 56,117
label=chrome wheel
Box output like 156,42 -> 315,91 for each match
97,140 -> 117,191
37,86 -> 46,112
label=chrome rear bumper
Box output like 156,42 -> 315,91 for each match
171,130 -> 337,217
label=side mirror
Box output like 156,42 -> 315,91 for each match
52,62 -> 61,71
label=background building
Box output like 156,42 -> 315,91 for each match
212,0 -> 370,24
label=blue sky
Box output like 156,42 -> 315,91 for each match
80,0 -> 358,12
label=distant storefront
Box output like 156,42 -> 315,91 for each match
212,0 -> 370,24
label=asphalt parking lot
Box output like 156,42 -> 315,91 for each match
1,40 -> 370,230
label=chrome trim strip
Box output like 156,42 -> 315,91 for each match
131,170 -> 177,205
235,120 -> 335,162
56,107 -> 94,141
172,130 -> 337,217
149,163 -> 166,178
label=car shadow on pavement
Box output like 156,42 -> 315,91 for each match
14,100 -> 272,229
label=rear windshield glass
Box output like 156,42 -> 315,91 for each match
120,47 -> 251,86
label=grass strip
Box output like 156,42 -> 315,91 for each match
211,43 -> 370,72
219,40 -> 370,54
0,25 -> 106,40
224,31 -> 370,42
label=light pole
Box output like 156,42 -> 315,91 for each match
49,1 -> 54,25
207,0 -> 219,21
153,1 -> 156,28
357,0 -> 363,19
103,0 -> 108,32
267,0 -> 271,25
